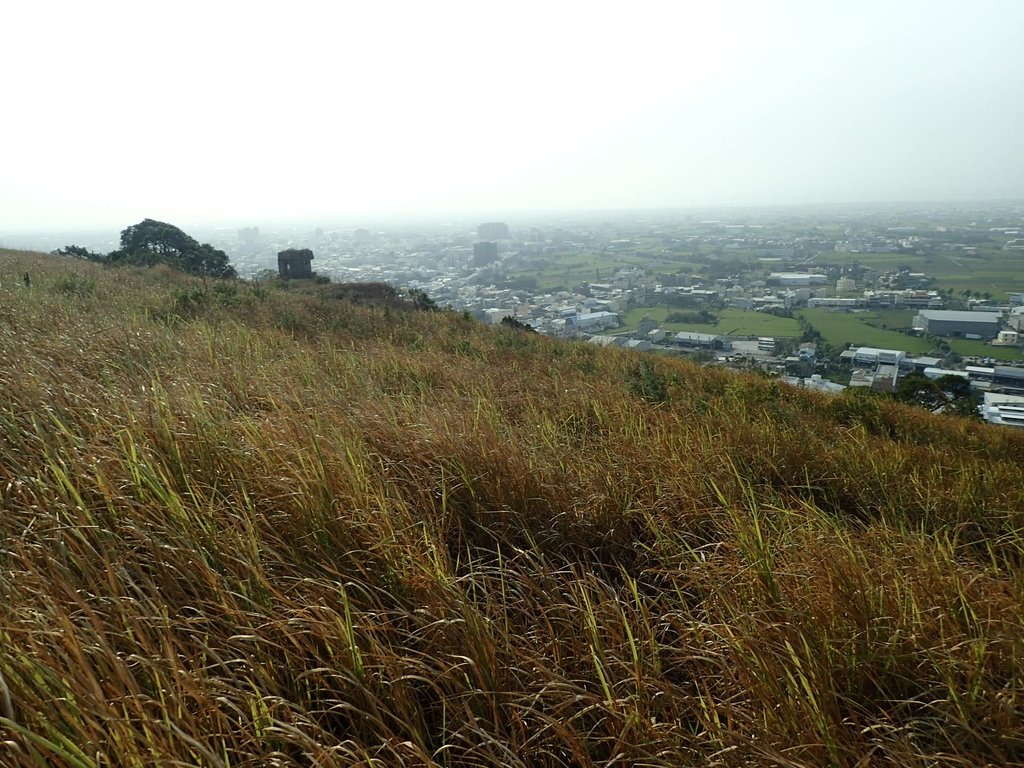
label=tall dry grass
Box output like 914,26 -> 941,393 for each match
0,249 -> 1022,766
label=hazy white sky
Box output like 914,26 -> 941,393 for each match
3,0 -> 1023,231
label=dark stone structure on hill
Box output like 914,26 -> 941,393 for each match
277,248 -> 315,279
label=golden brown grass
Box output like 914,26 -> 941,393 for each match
1,249 -> 1023,766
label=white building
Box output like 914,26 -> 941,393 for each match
788,374 -> 846,394
808,297 -> 865,308
566,311 -> 619,333
923,367 -> 968,381
768,272 -> 828,286
981,392 -> 1024,428
852,347 -> 906,366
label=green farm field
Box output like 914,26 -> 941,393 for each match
511,251 -> 693,291
827,247 -> 1024,300
798,308 -> 1024,361
620,306 -> 801,336
920,249 -> 1024,299
797,309 -> 933,353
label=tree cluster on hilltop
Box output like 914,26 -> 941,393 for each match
55,218 -> 236,278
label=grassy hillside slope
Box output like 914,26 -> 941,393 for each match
1,250 -> 1023,767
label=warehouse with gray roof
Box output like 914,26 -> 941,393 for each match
912,310 -> 1003,339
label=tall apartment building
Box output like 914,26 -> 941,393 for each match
472,241 -> 499,267
477,222 -> 509,240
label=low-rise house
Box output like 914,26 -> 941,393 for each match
588,335 -> 627,347
623,339 -> 653,351
768,272 -> 828,286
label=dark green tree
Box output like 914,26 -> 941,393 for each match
934,374 -> 982,418
110,219 -> 236,278
894,372 -> 947,411
894,372 -> 979,418
406,288 -> 439,311
52,244 -> 105,262
500,316 -> 536,332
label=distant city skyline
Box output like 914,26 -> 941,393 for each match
4,0 -> 1024,233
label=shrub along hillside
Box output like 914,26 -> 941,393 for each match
1,249 -> 1023,767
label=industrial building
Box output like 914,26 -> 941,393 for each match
767,272 -> 828,286
807,297 -> 865,308
964,365 -> 1024,395
991,366 -> 1024,395
674,332 -> 731,350
565,311 -> 619,333
851,347 -> 906,366
981,392 -> 1024,428
923,368 -> 969,381
912,310 -> 1002,339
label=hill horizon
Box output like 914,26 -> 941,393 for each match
7,198 -> 1024,242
